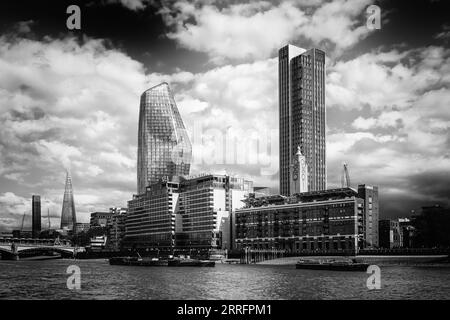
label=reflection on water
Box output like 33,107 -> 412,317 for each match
0,259 -> 449,299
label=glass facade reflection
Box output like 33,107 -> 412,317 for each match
137,82 -> 192,195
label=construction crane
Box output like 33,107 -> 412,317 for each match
341,163 -> 351,188
47,208 -> 51,230
20,211 -> 27,232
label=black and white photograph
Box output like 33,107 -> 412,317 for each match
0,0 -> 449,308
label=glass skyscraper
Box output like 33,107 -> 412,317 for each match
137,82 -> 192,195
279,44 -> 326,195
60,170 -> 77,231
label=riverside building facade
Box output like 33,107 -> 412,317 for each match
124,178 -> 180,251
279,44 -> 326,196
107,207 -> 127,250
357,184 -> 379,248
90,211 -> 114,228
124,174 -> 253,253
234,188 -> 377,253
176,174 -> 253,251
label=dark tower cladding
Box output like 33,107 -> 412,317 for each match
32,195 -> 41,238
279,44 -> 326,196
137,82 -> 192,195
60,171 -> 77,231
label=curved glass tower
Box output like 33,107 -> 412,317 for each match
137,82 -> 192,194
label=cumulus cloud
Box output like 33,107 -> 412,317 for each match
107,0 -> 150,11
0,192 -> 30,230
0,191 -> 67,231
434,23 -> 450,43
1,23 -> 449,231
324,46 -> 450,216
327,47 -> 449,111
159,0 -> 372,63
164,58 -> 280,181
0,34 -> 279,229
0,35 -> 151,227
150,43 -> 450,218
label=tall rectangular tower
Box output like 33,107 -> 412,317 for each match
32,195 -> 41,238
279,44 -> 326,195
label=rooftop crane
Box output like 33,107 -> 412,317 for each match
341,163 -> 351,188
47,208 -> 51,230
20,211 -> 26,232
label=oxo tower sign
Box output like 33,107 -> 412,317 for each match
291,146 -> 309,195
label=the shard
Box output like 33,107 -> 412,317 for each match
60,170 -> 77,231
137,82 -> 192,194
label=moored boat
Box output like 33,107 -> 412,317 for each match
109,256 -> 168,266
168,257 -> 215,267
295,258 -> 369,271
20,254 -> 62,261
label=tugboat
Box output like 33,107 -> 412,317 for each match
295,258 -> 369,271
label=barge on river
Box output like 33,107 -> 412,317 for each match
109,256 -> 168,266
109,256 -> 215,267
295,258 -> 369,271
168,257 -> 215,267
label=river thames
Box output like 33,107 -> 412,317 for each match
0,259 -> 450,299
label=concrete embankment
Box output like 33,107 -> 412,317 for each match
257,255 -> 450,266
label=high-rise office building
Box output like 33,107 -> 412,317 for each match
32,195 -> 41,238
137,82 -> 192,195
279,44 -> 326,196
125,177 -> 182,251
60,171 -> 77,231
124,174 -> 253,252
176,174 -> 253,251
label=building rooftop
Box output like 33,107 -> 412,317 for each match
242,188 -> 359,208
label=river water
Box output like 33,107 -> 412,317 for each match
0,259 -> 449,299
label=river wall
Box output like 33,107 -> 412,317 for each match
257,255 -> 450,266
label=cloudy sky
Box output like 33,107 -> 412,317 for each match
0,0 -> 449,231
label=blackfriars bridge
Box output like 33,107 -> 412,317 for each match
0,237 -> 85,260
